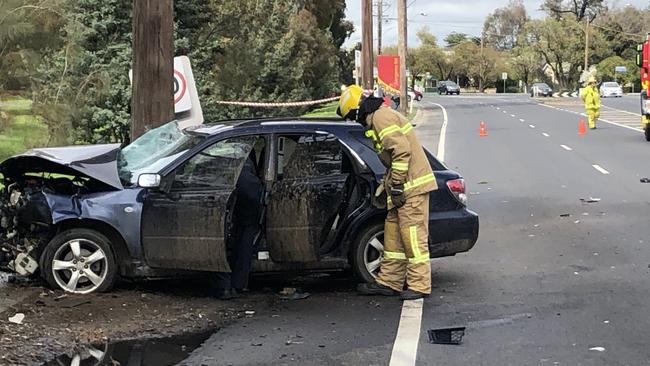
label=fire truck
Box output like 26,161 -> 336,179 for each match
638,34 -> 650,141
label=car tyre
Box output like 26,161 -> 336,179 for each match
645,124 -> 650,142
416,95 -> 422,101
352,222 -> 385,283
41,228 -> 117,294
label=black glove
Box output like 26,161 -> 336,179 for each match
390,184 -> 406,208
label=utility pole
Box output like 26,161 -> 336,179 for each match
131,0 -> 174,140
377,0 -> 382,55
397,0 -> 408,115
479,34 -> 484,93
584,18 -> 590,71
361,0 -> 374,90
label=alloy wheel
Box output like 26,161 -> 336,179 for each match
51,239 -> 109,294
363,231 -> 384,278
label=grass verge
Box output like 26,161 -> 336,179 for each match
0,97 -> 48,161
303,101 -> 339,117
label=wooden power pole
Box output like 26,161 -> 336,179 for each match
377,0 -> 382,55
584,19 -> 590,72
361,0 -> 374,90
131,0 -> 175,140
397,0 -> 408,115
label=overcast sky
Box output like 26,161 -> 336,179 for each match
343,0 -> 650,48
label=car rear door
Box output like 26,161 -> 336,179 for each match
265,133 -> 349,262
141,136 -> 260,272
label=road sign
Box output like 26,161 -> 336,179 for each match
501,72 -> 508,80
615,66 -> 627,73
130,56 -> 203,128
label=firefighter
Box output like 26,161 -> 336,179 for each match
581,76 -> 601,129
337,85 -> 438,300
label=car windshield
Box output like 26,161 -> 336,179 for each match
535,83 -> 550,88
446,82 -> 458,87
602,82 -> 619,88
117,121 -> 204,186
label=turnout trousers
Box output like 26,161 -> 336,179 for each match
376,193 -> 431,294
586,108 -> 600,129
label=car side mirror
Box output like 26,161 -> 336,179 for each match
138,173 -> 161,188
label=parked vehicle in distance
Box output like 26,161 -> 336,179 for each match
437,81 -> 460,95
408,88 -> 423,101
600,81 -> 623,98
530,83 -> 554,97
0,119 -> 479,294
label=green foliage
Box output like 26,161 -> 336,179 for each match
597,56 -> 638,87
0,97 -> 48,161
483,0 -> 529,50
3,0 -> 352,145
444,32 -> 468,48
302,101 -> 339,117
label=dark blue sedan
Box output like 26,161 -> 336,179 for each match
0,119 -> 478,294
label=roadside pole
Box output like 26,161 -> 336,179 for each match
131,0 -> 174,140
361,0 -> 374,90
397,0 -> 408,115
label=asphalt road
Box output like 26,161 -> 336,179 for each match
181,94 -> 650,366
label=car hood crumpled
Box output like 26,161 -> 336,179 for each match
0,144 -> 123,190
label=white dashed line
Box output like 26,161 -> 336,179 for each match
510,114 -> 516,117
542,132 -> 550,137
529,124 -> 536,129
519,118 -> 525,122
592,164 -> 610,175
560,144 -> 573,151
503,110 -> 508,114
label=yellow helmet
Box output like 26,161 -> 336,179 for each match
338,85 -> 363,119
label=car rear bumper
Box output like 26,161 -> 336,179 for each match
427,208 -> 479,258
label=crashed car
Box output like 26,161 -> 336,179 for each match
0,119 -> 479,294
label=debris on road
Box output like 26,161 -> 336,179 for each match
640,178 -> 650,183
589,346 -> 606,352
8,313 -> 24,324
580,197 -> 601,203
560,213 -> 572,218
427,327 -> 465,345
278,287 -> 311,301
477,180 -> 489,185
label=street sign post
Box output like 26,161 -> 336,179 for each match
130,55 -> 203,129
501,72 -> 508,93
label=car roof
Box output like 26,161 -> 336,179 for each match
186,117 -> 362,136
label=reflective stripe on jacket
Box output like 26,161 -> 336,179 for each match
581,86 -> 601,110
365,106 -> 437,208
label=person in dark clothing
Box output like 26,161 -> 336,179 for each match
215,153 -> 264,299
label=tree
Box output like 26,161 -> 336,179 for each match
453,42 -> 503,92
483,0 -> 529,50
444,32 -> 468,48
522,17 -> 607,89
509,46 -> 540,89
596,6 -> 650,59
541,0 -> 606,22
597,55 -> 638,88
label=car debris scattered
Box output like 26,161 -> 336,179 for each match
640,178 -> 650,183
278,287 -> 310,301
580,197 -> 601,203
8,313 -> 24,324
427,327 -> 465,345
560,213 -> 571,217
589,346 -> 606,352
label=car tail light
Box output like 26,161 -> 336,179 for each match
446,178 -> 467,206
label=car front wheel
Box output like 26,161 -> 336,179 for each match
41,228 -> 117,294
352,222 -> 385,283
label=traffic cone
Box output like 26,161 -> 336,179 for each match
578,119 -> 587,136
479,121 -> 488,137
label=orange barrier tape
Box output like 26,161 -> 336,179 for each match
214,96 -> 339,108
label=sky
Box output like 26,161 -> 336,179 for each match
343,0 -> 650,48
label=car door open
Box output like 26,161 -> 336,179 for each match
265,134 -> 350,262
141,136 -> 259,272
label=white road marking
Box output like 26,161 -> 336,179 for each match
431,102 -> 448,163
503,110 -> 508,114
542,132 -> 550,137
560,144 -> 572,151
510,114 -> 516,117
389,299 -> 424,366
496,107 -> 500,110
519,118 -> 525,122
529,124 -> 536,129
592,164 -> 610,175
